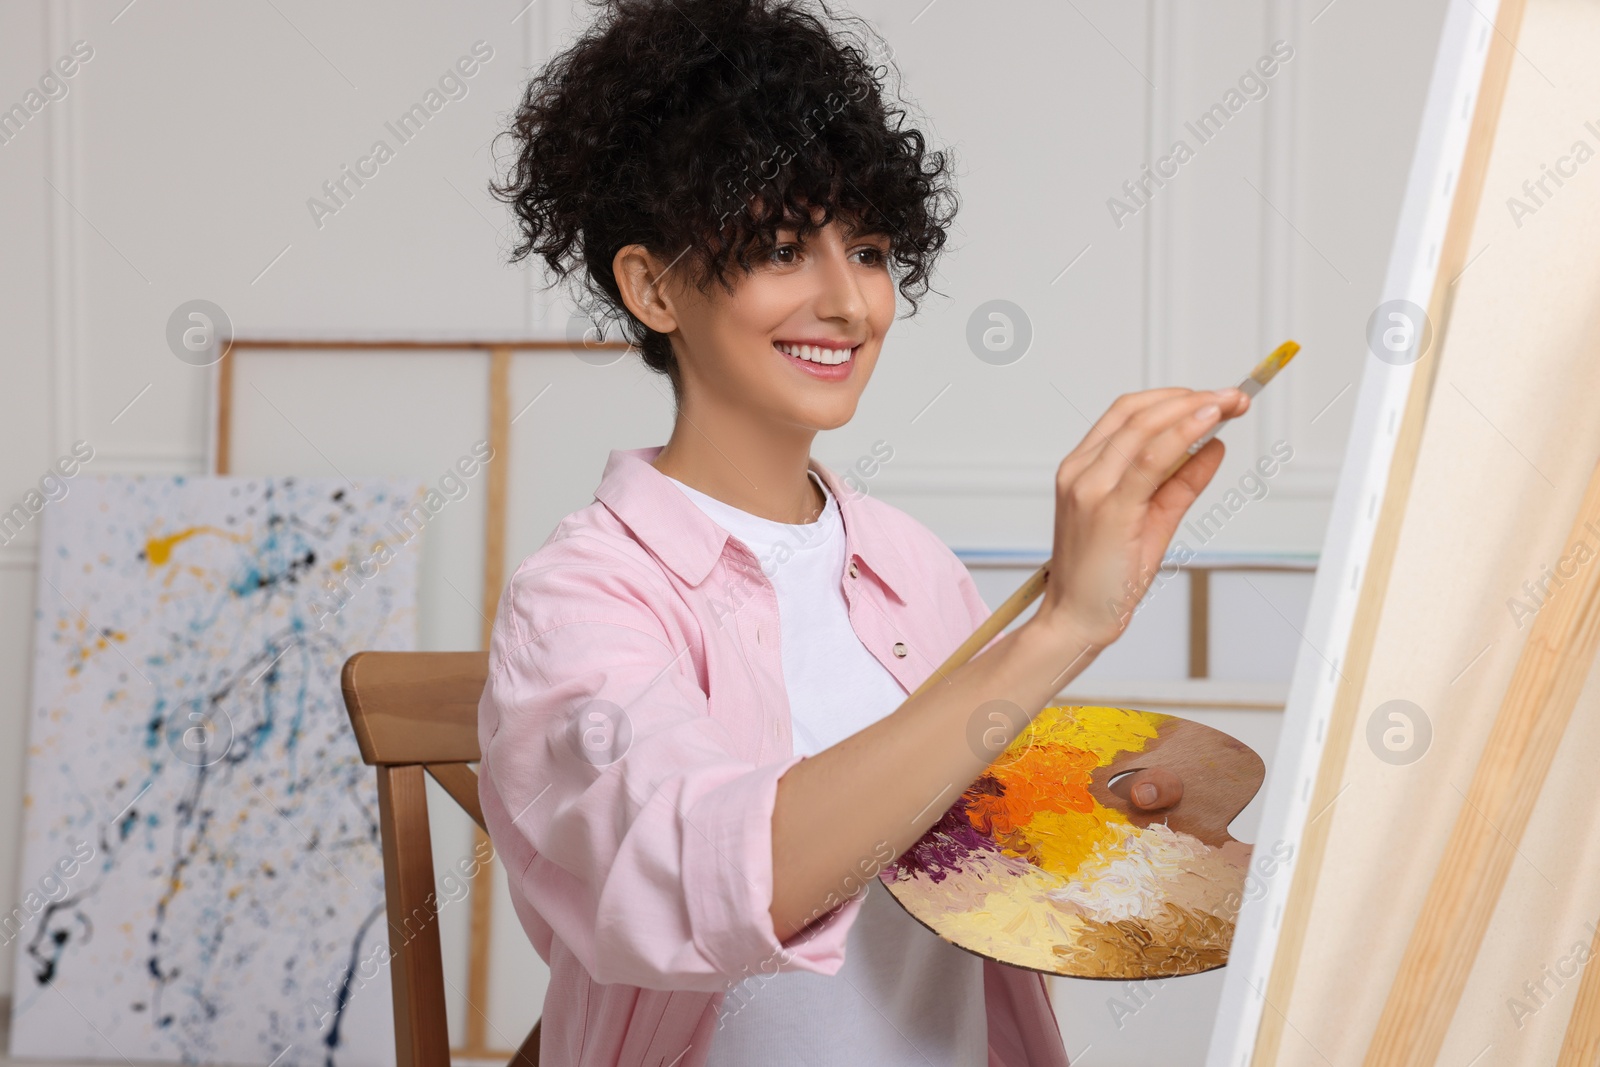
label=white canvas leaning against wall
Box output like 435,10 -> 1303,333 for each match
8,475 -> 424,1067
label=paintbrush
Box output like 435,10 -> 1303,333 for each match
1166,340 -> 1300,478
907,340 -> 1301,702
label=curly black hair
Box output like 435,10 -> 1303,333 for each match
489,0 -> 958,399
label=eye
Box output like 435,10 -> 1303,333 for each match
769,243 -> 799,265
851,238 -> 889,267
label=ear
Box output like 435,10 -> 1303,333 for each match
613,243 -> 682,335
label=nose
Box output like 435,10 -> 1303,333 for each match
813,234 -> 869,326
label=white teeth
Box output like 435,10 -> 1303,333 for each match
776,342 -> 854,366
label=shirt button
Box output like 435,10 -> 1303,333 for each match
848,560 -> 858,578
892,642 -> 907,658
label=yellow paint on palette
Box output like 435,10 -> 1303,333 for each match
881,704 -> 1261,980
1021,808 -> 1126,875
1020,703 -> 1160,760
966,706 -> 1157,874
916,849 -> 1092,974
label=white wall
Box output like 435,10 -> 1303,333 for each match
0,0 -> 1448,1060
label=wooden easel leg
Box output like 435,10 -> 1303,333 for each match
1364,458 -> 1600,1064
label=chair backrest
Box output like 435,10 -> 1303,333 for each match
341,650 -> 540,1067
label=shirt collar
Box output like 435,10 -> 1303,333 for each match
592,445 -> 914,602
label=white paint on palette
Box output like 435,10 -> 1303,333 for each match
8,475 -> 424,1066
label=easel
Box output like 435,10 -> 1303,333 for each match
212,336 -> 628,1060
1211,0 -> 1600,1061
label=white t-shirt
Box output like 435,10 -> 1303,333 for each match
665,469 -> 987,1066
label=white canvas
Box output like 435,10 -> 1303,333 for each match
7,475 -> 424,1066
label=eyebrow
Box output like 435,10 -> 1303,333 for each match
841,217 -> 890,240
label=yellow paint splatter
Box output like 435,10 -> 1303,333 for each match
143,525 -> 243,566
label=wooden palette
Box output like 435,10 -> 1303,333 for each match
880,705 -> 1265,980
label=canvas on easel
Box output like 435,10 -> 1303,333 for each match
1209,0 -> 1600,1062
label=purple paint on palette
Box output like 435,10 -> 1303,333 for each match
888,780 -> 1003,884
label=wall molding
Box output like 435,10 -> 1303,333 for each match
0,544 -> 39,571
1143,0 -> 1171,395
1261,0 -> 1303,454
48,0 -> 83,463
1135,0 -> 1333,493
89,454 -> 205,475
38,0 -> 1345,550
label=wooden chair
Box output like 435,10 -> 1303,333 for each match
341,650 -> 541,1067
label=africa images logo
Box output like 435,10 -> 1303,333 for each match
1105,41 -> 1295,230
305,41 -> 495,230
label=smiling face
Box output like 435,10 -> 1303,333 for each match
618,207 -> 898,435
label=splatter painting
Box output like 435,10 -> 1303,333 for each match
881,706 -> 1264,980
8,476 -> 424,1065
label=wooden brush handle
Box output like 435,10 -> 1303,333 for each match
915,343 -> 1297,703
908,561 -> 1051,702
911,434 -> 1214,703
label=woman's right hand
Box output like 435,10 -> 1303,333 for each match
1035,386 -> 1250,655
771,384 -> 1247,938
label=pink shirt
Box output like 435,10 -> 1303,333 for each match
477,444 -> 1071,1067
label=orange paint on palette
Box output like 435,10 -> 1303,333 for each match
881,705 -> 1265,979
965,742 -> 1098,838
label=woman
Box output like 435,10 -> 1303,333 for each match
478,1 -> 1248,1063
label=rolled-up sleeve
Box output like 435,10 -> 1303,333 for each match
477,554 -> 865,993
